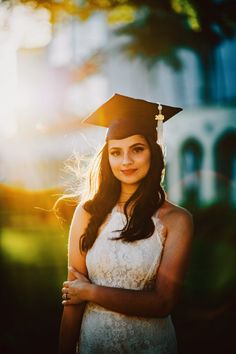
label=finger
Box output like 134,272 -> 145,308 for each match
62,297 -> 77,306
62,300 -> 71,306
62,287 -> 69,295
62,299 -> 83,306
62,293 -> 71,300
63,281 -> 69,287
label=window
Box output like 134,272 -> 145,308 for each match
181,139 -> 203,205
215,131 -> 236,205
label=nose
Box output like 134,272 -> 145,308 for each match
122,151 -> 133,166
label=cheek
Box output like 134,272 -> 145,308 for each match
108,157 -> 119,173
141,154 -> 151,175
138,152 -> 151,168
144,158 -> 151,173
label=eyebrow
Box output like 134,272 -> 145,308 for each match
109,143 -> 146,150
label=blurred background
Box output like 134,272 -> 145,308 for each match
0,1 -> 235,353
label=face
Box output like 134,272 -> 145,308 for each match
108,135 -> 151,187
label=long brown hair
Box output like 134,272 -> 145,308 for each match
80,136 -> 166,252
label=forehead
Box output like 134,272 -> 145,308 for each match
108,134 -> 148,149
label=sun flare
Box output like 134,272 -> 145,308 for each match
0,2 -> 52,138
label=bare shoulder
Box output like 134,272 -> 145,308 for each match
159,200 -> 193,238
71,202 -> 91,228
160,200 -> 192,221
68,202 -> 91,253
73,202 -> 91,218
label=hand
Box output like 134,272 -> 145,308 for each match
62,267 -> 91,305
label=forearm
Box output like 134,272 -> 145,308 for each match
58,303 -> 86,354
86,284 -> 170,318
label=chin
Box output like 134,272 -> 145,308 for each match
120,176 -> 143,185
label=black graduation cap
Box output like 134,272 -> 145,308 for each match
83,93 -> 182,142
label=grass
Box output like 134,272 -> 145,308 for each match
0,225 -> 69,354
1,225 -> 67,267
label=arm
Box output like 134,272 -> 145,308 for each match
63,209 -> 193,318
58,204 -> 90,354
59,304 -> 85,354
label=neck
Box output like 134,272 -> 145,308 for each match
118,183 -> 139,203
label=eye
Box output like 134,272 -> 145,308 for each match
133,146 -> 144,153
110,150 -> 120,157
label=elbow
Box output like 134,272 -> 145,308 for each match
154,303 -> 172,318
157,306 -> 173,318
152,294 -> 177,318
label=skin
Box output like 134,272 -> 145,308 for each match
59,134 -> 193,354
108,134 -> 151,204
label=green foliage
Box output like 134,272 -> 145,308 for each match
1,226 -> 67,266
116,0 -> 236,68
4,0 -> 236,79
183,203 -> 236,297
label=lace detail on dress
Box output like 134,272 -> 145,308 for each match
78,208 -> 177,354
153,214 -> 167,247
86,209 -> 164,291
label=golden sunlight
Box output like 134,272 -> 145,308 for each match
0,2 -> 52,138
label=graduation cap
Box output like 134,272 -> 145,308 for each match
83,93 -> 182,145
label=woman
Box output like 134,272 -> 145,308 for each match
59,94 -> 193,354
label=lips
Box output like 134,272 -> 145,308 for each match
121,169 -> 137,176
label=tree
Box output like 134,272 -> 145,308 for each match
5,0 -> 236,102
115,0 -> 236,102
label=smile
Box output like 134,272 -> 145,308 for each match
121,169 -> 138,176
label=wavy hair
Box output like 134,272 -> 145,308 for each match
80,136 -> 166,252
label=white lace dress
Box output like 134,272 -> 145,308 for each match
78,207 -> 178,354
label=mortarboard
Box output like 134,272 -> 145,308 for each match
83,93 -> 182,144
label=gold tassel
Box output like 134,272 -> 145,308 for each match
155,103 -> 164,147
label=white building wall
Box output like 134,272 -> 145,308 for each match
165,106 -> 236,204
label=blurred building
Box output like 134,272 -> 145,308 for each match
0,13 -> 235,207
165,105 -> 236,206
